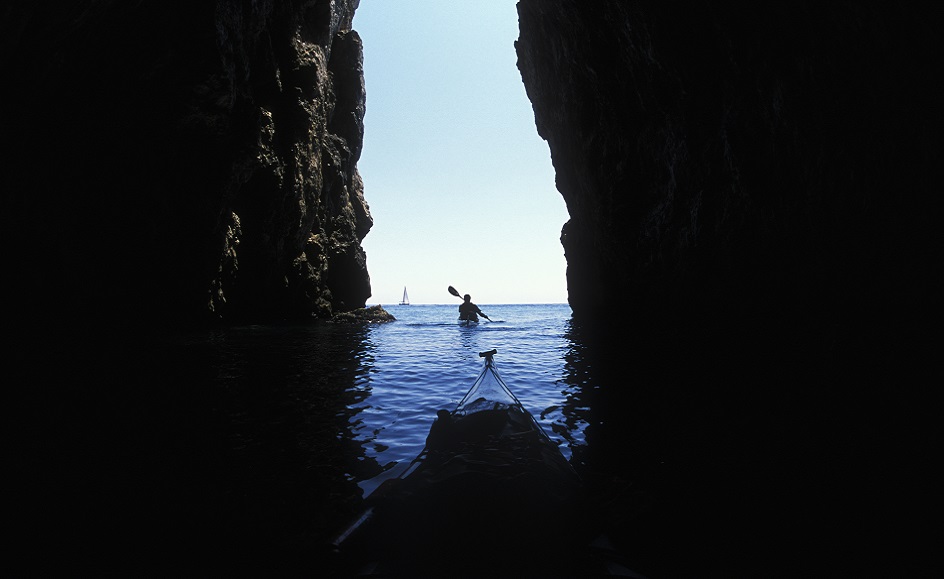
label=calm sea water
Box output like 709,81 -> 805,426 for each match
349,304 -> 585,485
127,302 -> 599,571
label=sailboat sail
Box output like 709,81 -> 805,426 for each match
399,286 -> 410,305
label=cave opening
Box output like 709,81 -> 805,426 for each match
353,1 -> 569,307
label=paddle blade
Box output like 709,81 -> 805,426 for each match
447,286 -> 461,298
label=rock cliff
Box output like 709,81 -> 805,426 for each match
516,1 -> 942,356
3,0 -> 370,329
515,3 -> 941,575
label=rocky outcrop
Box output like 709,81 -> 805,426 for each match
2,0 -> 369,329
329,304 -> 395,323
516,1 -> 942,356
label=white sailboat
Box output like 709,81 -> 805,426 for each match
399,286 -> 410,306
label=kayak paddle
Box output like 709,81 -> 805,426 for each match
447,286 -> 491,321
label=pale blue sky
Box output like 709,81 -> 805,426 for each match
353,0 -> 570,305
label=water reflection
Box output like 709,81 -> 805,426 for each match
559,315 -> 699,481
157,321 -> 385,570
554,313 -> 829,577
556,315 -> 704,577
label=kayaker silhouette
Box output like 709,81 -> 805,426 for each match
458,294 -> 490,322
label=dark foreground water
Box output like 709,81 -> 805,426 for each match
14,303 -> 935,577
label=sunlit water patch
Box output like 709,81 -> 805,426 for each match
353,304 -> 583,493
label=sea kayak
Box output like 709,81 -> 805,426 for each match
330,350 -> 646,578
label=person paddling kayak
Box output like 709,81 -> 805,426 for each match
458,294 -> 490,323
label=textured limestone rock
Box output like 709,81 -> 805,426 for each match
329,304 -> 395,323
3,0 -> 369,328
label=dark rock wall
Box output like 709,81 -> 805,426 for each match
516,2 -> 941,575
2,0 -> 369,329
516,1 -> 942,354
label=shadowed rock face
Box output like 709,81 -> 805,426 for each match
515,3 -> 941,575
516,1 -> 942,355
3,0 -> 368,328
